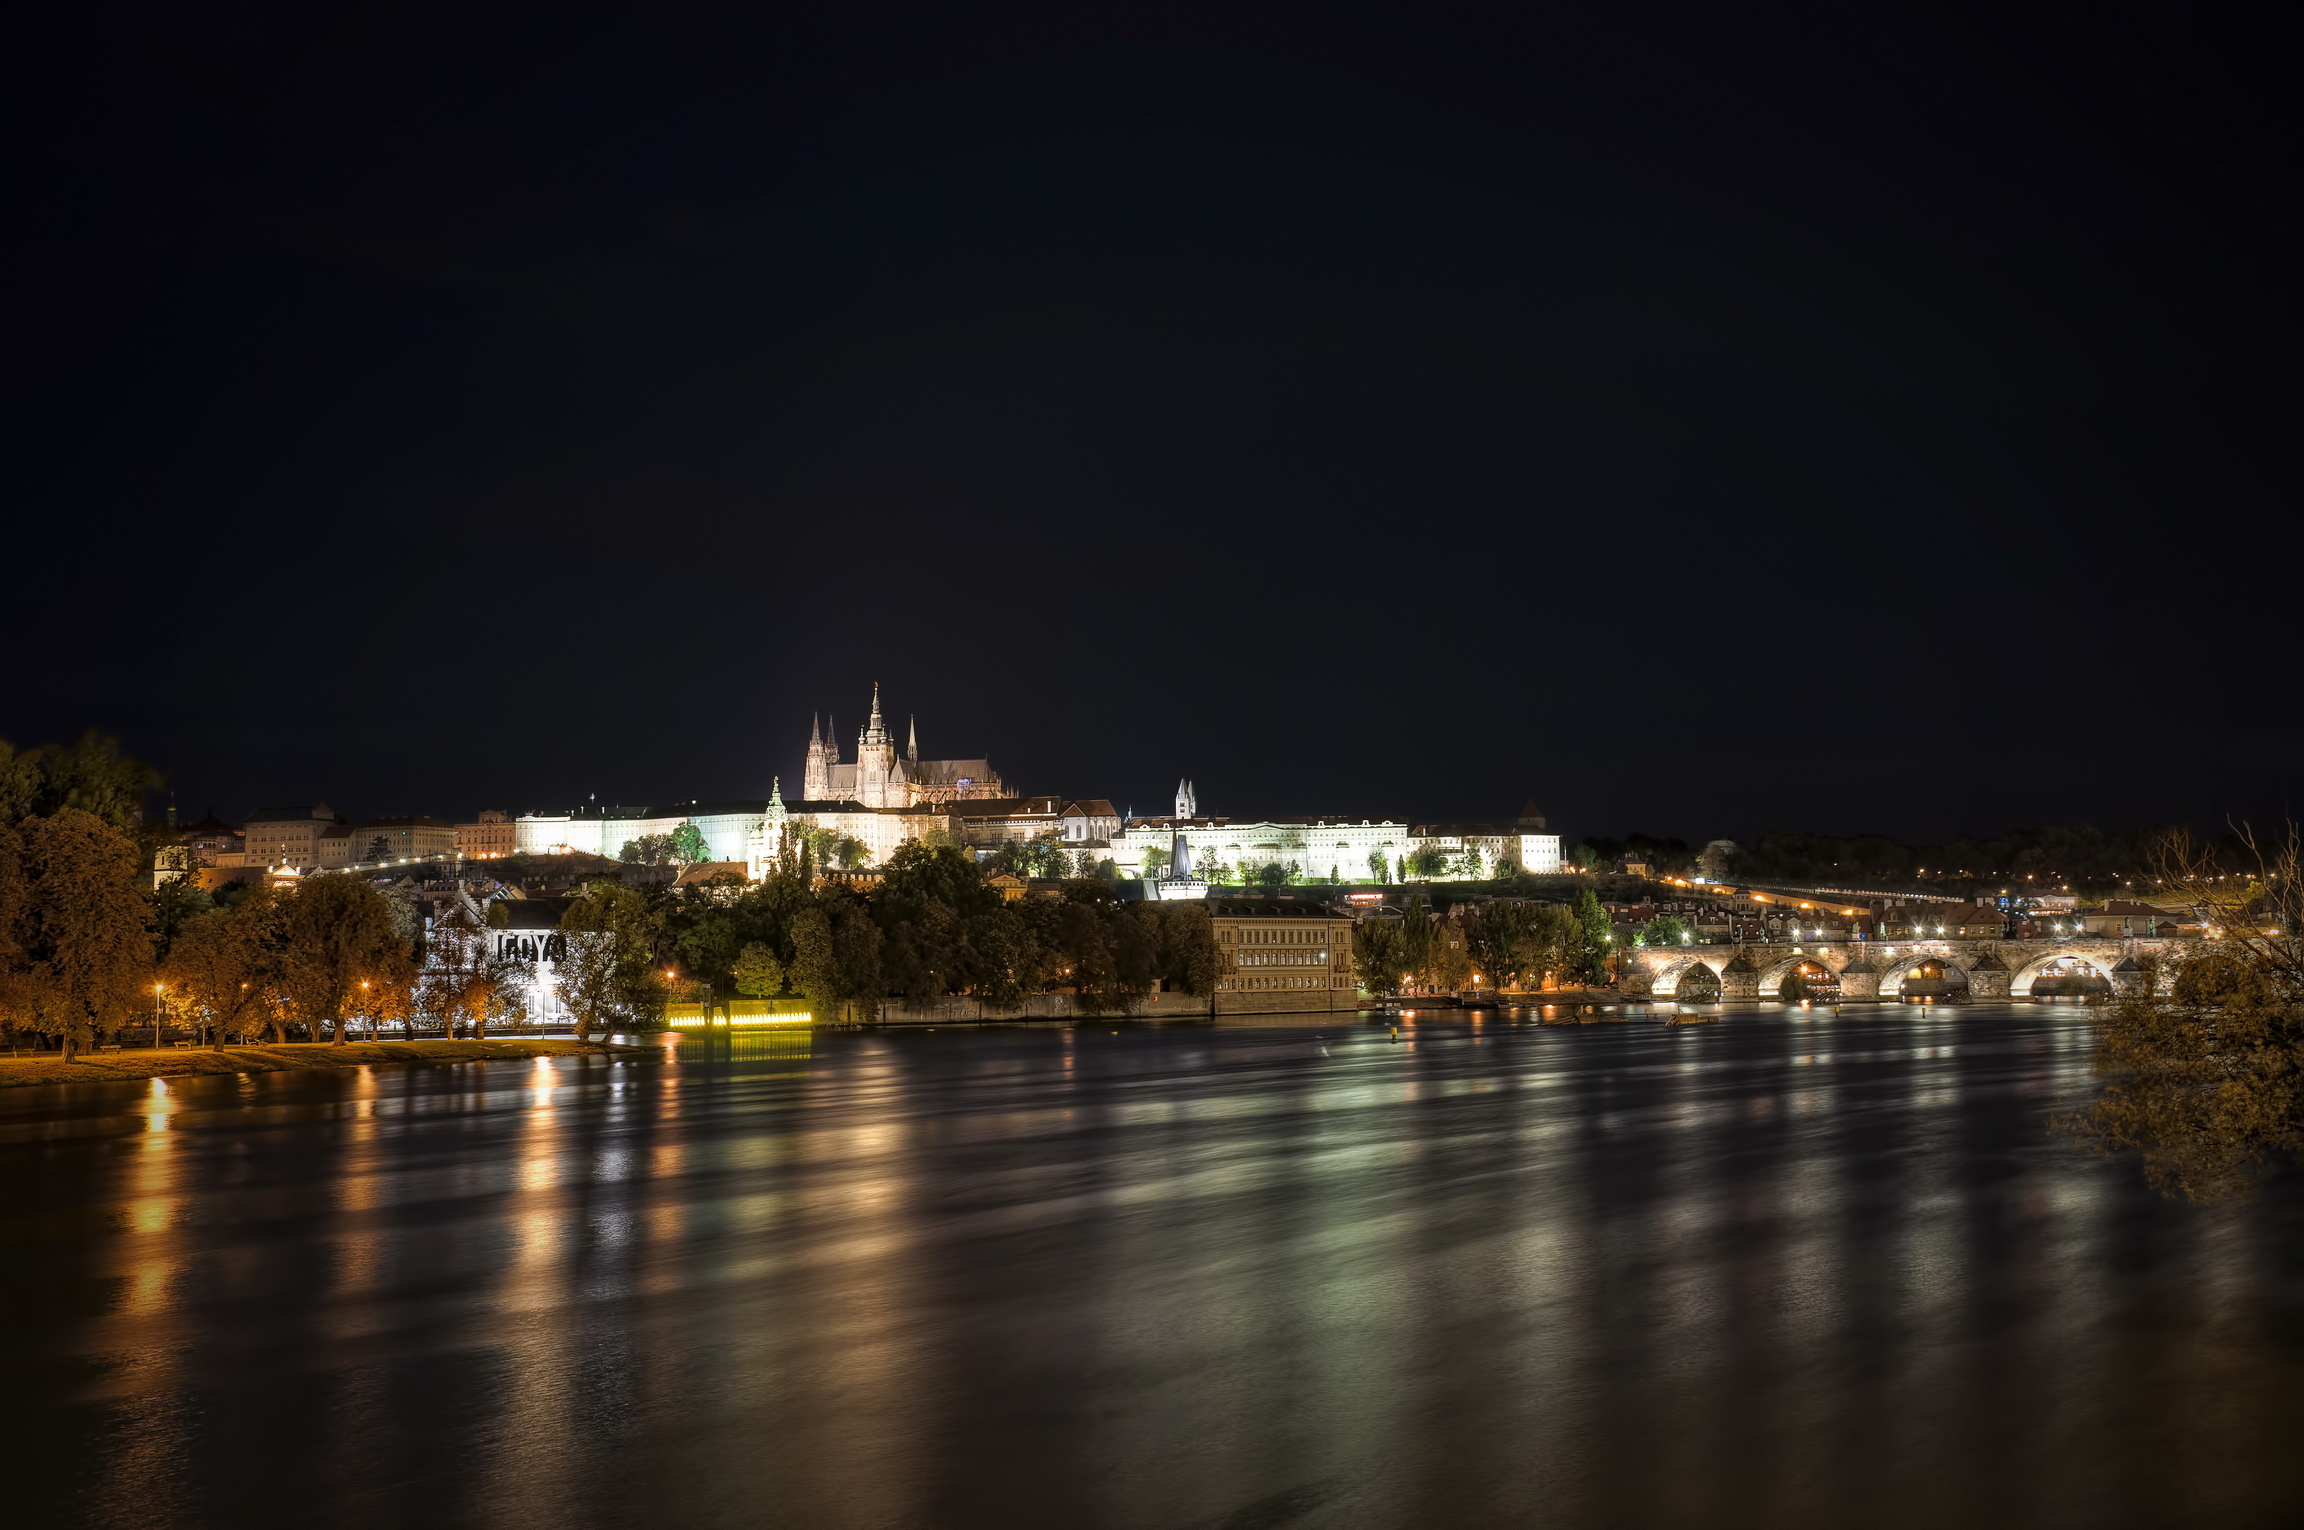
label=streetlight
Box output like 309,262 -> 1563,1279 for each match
153,982 -> 165,1051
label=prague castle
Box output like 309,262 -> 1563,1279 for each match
802,684 -> 1006,808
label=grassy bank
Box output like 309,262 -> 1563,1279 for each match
0,1038 -> 647,1090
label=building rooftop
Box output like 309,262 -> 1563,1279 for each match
1204,898 -> 1351,918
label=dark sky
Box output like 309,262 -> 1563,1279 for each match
6,3 -> 2297,843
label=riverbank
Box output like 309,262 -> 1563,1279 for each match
0,1038 -> 647,1089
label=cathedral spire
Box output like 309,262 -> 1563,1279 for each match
861,682 -> 890,747
907,713 -> 917,762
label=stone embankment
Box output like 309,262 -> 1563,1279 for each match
0,1039 -> 644,1090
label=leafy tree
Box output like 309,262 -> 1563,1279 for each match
619,834 -> 675,866
791,895 -> 883,1023
1352,918 -> 1410,998
147,878 -> 214,961
1142,902 -> 1219,998
281,874 -> 417,1044
1399,890 -> 1433,982
1469,900 -> 1538,989
1569,887 -> 1613,985
1022,883 -> 1154,1015
1428,914 -> 1474,991
163,887 -> 287,1046
415,895 -> 530,1042
558,881 -> 666,1040
1637,915 -> 1693,947
0,733 -> 160,832
12,808 -> 156,1059
733,942 -> 785,998
2065,830 -> 2304,1198
669,822 -> 710,865
1408,846 -> 1449,879
1142,845 -> 1171,876
1367,849 -> 1390,884
1252,862 -> 1287,892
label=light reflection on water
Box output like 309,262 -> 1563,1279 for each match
1,1005 -> 2302,1528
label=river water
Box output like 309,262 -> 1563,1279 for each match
4,1003 -> 2302,1529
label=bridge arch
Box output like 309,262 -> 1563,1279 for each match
1649,955 -> 1724,1001
1754,953 -> 1844,1000
1883,955 -> 1969,999
2011,950 -> 2117,998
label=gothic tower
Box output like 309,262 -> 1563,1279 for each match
1175,778 -> 1197,819
803,713 -> 832,799
856,683 -> 896,807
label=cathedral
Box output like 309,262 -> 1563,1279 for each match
802,685 -> 1007,808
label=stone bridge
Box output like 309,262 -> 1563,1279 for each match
1618,937 -> 2192,1002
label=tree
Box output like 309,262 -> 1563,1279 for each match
1142,902 -> 1219,1000
1637,915 -> 1693,947
415,894 -> 530,1042
1428,914 -> 1474,991
1569,887 -> 1612,985
0,733 -> 160,832
1399,891 -> 1433,985
1367,849 -> 1390,885
669,822 -> 710,866
162,887 -> 287,1047
1408,846 -> 1449,880
558,881 -> 666,1040
1142,845 -> 1171,876
13,809 -> 156,1059
147,878 -> 214,962
2066,829 -> 2304,1198
619,834 -> 675,865
280,874 -> 416,1044
1353,918 -> 1410,998
1252,862 -> 1287,892
791,896 -> 882,1024
733,941 -> 786,999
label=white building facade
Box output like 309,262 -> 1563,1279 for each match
1108,817 -> 1412,883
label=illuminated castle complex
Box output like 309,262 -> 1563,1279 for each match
801,684 -> 1007,809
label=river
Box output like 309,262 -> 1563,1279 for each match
3,1002 -> 2301,1528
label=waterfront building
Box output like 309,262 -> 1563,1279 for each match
1208,897 -> 1359,1013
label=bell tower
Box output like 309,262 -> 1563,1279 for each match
855,683 -> 896,806
803,713 -> 832,799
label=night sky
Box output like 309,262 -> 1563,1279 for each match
8,3 -> 2297,842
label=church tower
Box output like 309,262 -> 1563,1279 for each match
803,713 -> 832,800
855,683 -> 896,807
1175,778 -> 1197,819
